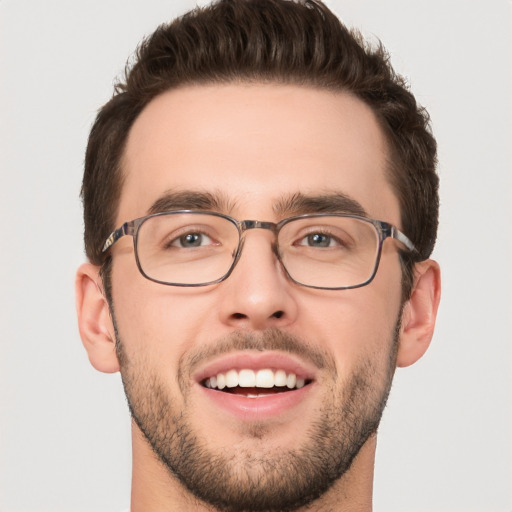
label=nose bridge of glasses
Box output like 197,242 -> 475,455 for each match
239,220 -> 279,234
236,220 -> 280,259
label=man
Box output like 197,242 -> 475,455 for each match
75,0 -> 441,510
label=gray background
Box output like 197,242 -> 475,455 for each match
1,0 -> 510,510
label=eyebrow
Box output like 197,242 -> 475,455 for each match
273,192 -> 368,218
147,190 -> 367,218
148,190 -> 237,215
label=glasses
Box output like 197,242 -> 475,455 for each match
102,210 -> 416,290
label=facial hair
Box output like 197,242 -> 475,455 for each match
114,324 -> 399,512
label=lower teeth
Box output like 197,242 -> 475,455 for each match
223,386 -> 292,395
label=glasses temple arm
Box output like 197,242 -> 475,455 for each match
391,226 -> 418,254
102,221 -> 135,252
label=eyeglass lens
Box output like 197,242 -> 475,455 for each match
135,212 -> 380,288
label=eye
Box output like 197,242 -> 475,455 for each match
297,232 -> 340,248
170,232 -> 214,248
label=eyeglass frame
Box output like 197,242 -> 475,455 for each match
101,209 -> 417,290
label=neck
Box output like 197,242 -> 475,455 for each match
129,421 -> 375,512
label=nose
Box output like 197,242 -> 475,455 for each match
217,228 -> 299,330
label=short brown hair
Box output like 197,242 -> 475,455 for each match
82,0 -> 438,297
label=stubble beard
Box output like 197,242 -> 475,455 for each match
114,324 -> 400,512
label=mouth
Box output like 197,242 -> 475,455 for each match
194,352 -> 317,419
202,368 -> 312,397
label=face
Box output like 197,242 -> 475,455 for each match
110,84 -> 405,510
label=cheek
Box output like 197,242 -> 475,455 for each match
296,264 -> 402,373
110,260 -> 217,369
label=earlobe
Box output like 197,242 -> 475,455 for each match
75,263 -> 120,373
397,259 -> 441,368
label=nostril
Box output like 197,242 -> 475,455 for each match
232,313 -> 247,320
272,310 -> 284,319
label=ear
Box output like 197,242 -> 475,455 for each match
75,263 -> 120,373
397,259 -> 441,368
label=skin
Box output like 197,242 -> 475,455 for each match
76,84 -> 441,511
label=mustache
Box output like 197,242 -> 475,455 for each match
182,328 -> 336,378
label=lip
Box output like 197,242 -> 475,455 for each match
199,383 -> 313,421
193,351 -> 318,421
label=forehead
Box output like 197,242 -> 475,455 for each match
119,83 -> 400,224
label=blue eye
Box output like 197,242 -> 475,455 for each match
296,232 -> 342,248
305,233 -> 333,247
172,232 -> 213,248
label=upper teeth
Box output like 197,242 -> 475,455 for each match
204,369 -> 306,390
